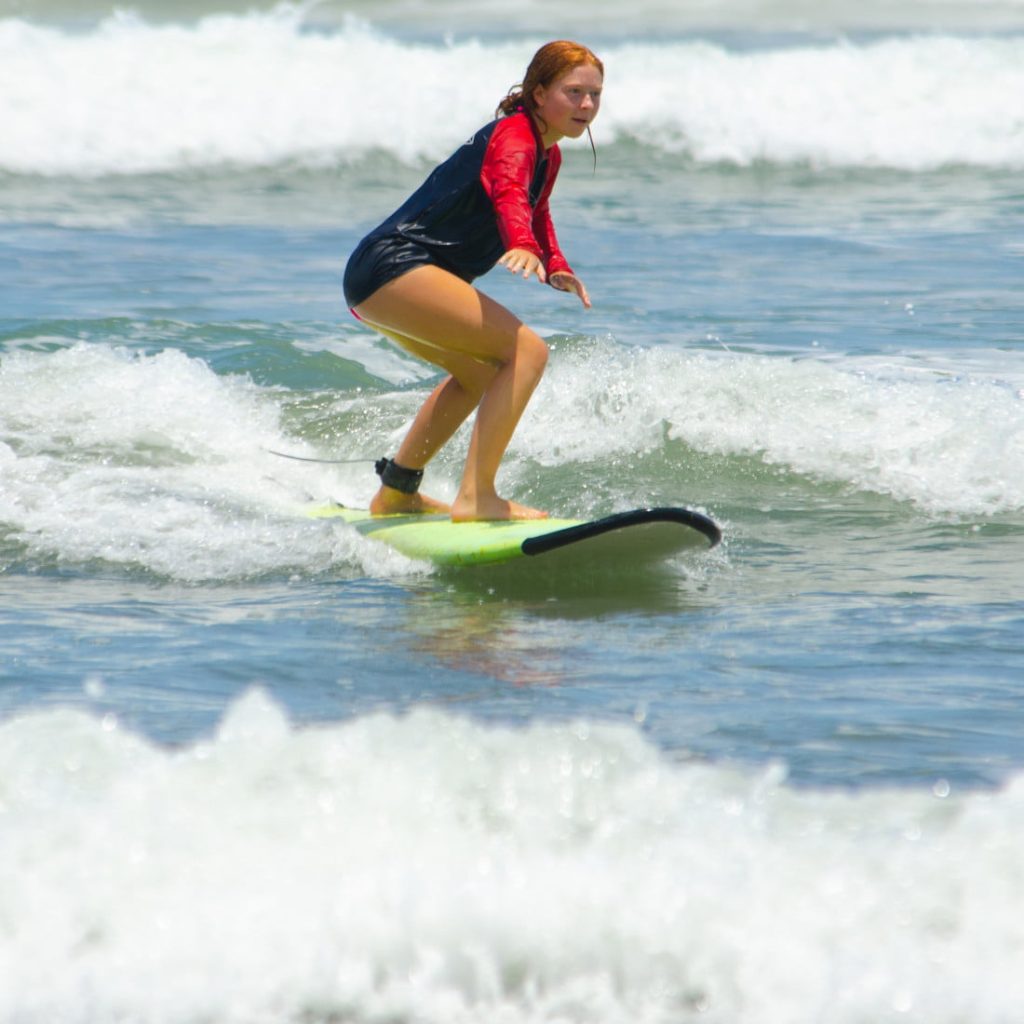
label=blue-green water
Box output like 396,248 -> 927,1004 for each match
2,4 -> 1023,1020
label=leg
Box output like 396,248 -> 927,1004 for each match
355,265 -> 549,521
362,325 -> 498,515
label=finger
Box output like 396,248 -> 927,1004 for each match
566,277 -> 590,308
520,257 -> 542,281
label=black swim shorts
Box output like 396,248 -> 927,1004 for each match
343,235 -> 452,309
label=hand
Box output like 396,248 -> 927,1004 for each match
498,248 -> 546,283
550,271 -> 592,309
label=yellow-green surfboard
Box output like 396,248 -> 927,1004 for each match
308,504 -> 721,567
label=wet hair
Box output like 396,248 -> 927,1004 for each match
497,40 -> 603,166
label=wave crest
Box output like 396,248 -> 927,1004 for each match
2,9 -> 1023,175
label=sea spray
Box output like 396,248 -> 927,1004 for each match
2,11 -> 1023,175
1,689 -> 1021,1023
519,340 -> 1024,517
2,336 -> 1022,581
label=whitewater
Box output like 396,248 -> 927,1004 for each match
1,9 -> 1023,175
2,691 -> 1023,1023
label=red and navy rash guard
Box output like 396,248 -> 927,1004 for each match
343,110 -> 573,308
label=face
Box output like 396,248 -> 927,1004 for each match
532,64 -> 603,143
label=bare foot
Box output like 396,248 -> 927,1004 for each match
370,485 -> 450,516
450,495 -> 549,522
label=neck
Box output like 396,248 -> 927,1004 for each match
526,110 -> 561,150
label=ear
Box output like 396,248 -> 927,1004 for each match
532,84 -> 547,108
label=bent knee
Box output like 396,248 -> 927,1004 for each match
518,331 -> 549,374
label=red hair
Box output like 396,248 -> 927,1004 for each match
496,40 -> 604,121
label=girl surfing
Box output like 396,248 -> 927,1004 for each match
343,40 -> 603,521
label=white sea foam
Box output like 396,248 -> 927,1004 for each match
0,689 -> 1021,1023
1,338 -> 1021,583
519,340 -> 1024,517
1,8 -> 1022,175
0,342 -> 421,579
8,0 -> 1024,34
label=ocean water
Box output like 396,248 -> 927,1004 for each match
2,2 -> 1024,1020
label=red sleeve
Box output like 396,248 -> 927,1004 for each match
531,145 -> 572,277
479,115 -> 573,278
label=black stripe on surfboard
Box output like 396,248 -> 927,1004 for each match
520,507 -> 722,556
